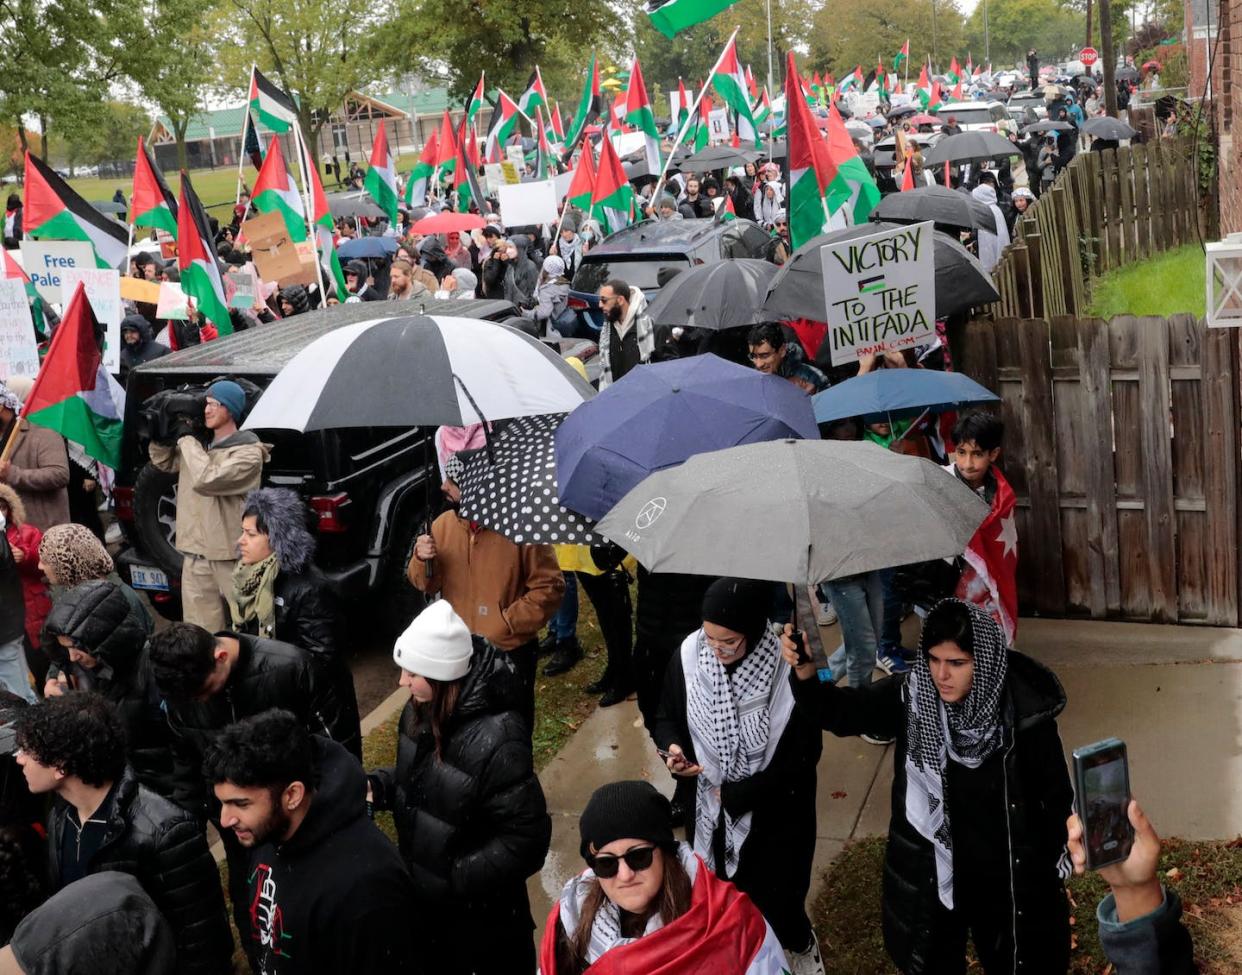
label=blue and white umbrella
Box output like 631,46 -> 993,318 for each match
812,369 -> 998,424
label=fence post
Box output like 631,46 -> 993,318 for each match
1131,143 -> 1151,261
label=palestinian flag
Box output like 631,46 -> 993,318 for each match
566,53 -> 602,149
838,65 -> 864,92
693,92 -> 714,152
784,52 -> 835,248
965,54 -> 974,76
533,107 -> 553,179
518,68 -> 548,118
646,0 -> 744,39
4,250 -> 48,341
927,81 -> 944,112
465,72 -> 486,126
717,194 -> 737,222
252,136 -> 308,242
824,100 -> 881,226
363,123 -> 398,225
676,78 -> 692,134
950,79 -> 964,101
248,66 -> 298,134
405,132 -> 438,206
811,71 -> 824,103
550,103 -> 566,144
130,136 -> 178,237
946,56 -> 962,84
752,88 -> 772,126
590,135 -> 633,236
710,34 -> 759,148
23,284 -> 124,469
485,90 -> 525,163
176,173 -> 231,334
894,39 -> 910,70
22,152 -> 128,271
306,154 -> 347,302
241,110 -> 265,169
745,65 -> 758,100
454,118 -> 486,215
566,143 -> 596,213
434,111 -> 457,178
622,57 -> 661,175
916,65 -> 933,107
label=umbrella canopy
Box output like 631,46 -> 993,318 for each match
555,354 -> 820,521
409,212 -> 486,234
644,259 -> 780,330
921,131 -> 1020,166
1022,119 -> 1072,133
871,186 -> 997,233
91,200 -> 127,215
337,236 -> 399,260
762,222 -> 1000,322
1081,116 -> 1138,140
887,105 -> 919,120
1115,66 -> 1140,81
458,413 -> 600,545
682,145 -> 762,170
242,315 -> 594,433
908,114 -> 940,126
594,439 -> 989,583
811,369 -> 999,423
1141,60 -> 1161,71
326,193 -> 386,219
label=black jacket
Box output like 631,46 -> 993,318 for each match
165,632 -> 361,818
0,532 -> 22,644
43,581 -> 175,798
635,567 -> 714,658
792,651 -> 1074,974
119,315 -> 170,378
45,766 -> 233,974
242,736 -> 418,975
370,639 -> 551,910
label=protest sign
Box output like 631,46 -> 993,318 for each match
497,179 -> 558,227
227,268 -> 260,309
119,277 -> 162,303
60,268 -> 121,374
819,221 -> 936,366
0,279 -> 39,380
499,161 -> 522,185
708,108 -> 728,139
483,163 -> 506,193
553,169 -> 575,202
19,241 -> 96,303
846,91 -> 882,116
244,210 -> 315,286
156,281 -> 189,320
505,145 -> 527,166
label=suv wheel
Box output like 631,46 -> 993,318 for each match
130,463 -> 184,577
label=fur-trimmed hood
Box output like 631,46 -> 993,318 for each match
0,483 -> 26,526
242,487 -> 316,573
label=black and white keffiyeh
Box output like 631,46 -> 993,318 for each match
682,626 -> 793,878
904,599 -> 1009,909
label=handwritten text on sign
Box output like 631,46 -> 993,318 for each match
820,221 -> 936,366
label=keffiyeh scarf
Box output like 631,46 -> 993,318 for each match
228,553 -> 279,637
904,599 -> 1009,909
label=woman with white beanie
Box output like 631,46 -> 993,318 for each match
366,601 -> 552,975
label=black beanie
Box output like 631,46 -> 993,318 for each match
700,577 -> 771,650
579,781 -> 674,860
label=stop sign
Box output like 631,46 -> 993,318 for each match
1080,47 -> 1099,66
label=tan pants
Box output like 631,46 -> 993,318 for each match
181,555 -> 236,631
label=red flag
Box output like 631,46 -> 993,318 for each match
955,466 -> 1019,644
900,157 -> 915,191
434,110 -> 457,171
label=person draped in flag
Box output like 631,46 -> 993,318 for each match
540,780 -> 791,975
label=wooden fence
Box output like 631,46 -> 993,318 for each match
989,137 -> 1201,319
957,314 -> 1237,626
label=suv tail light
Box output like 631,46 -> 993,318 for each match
568,296 -> 589,310
113,486 -> 134,522
309,493 -> 350,533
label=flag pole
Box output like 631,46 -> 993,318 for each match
293,124 -> 330,305
236,66 -> 257,207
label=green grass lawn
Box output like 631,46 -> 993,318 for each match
814,835 -> 1242,973
1088,244 -> 1206,318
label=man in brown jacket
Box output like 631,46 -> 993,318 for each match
408,452 -> 563,731
0,381 -> 70,532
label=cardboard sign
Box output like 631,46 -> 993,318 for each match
497,179 -> 558,227
499,161 -> 522,185
820,221 -> 936,366
156,281 -> 189,320
243,211 -> 316,286
0,278 -> 40,380
19,241 -> 97,302
119,277 -> 162,303
483,163 -> 507,194
60,268 -> 121,374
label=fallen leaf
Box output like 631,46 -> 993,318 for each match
1166,866 -> 1183,882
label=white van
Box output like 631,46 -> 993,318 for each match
937,101 -> 1013,134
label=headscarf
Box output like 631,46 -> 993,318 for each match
0,381 -> 22,415
541,255 -> 566,280
752,182 -> 785,226
904,598 -> 1009,909
450,267 -> 478,296
38,524 -> 114,588
970,184 -> 1012,272
228,554 -> 280,637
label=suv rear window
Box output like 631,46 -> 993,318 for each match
572,256 -> 692,293
945,107 -> 996,125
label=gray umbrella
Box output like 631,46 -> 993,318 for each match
872,186 -> 997,233
683,145 -> 762,170
645,259 -> 780,330
594,439 -> 989,584
762,221 -> 1000,322
326,192 -> 385,219
1081,116 -> 1138,140
1022,119 -> 1073,133
921,131 -> 1020,166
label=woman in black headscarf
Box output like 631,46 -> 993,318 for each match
781,598 -> 1074,975
652,578 -> 825,974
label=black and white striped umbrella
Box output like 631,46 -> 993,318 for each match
242,315 -> 594,432
457,413 -> 600,546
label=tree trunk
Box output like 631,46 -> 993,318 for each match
174,120 -> 190,173
16,120 -> 28,156
37,116 -> 49,161
1100,0 -> 1118,115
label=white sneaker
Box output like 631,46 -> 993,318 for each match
788,933 -> 826,975
813,589 -> 837,626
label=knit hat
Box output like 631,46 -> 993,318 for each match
207,381 -> 246,421
392,600 -> 474,681
38,524 -> 114,588
579,781 -> 675,860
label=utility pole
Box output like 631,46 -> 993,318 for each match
931,0 -> 938,69
984,0 -> 990,65
1085,0 -> 1094,48
1100,0 -> 1118,114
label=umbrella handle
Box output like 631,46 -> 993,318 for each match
451,374 -> 495,463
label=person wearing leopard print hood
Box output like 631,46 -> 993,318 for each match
781,598 -> 1074,975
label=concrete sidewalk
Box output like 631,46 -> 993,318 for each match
528,615 -> 1242,936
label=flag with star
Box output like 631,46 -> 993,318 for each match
954,464 -> 1019,645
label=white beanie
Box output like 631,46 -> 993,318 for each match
392,601 -> 473,681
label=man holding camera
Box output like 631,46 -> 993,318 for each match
149,381 -> 269,630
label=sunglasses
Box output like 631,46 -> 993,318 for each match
589,844 -> 657,878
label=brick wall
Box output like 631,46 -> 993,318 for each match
1220,0 -> 1241,234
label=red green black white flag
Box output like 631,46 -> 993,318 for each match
22,152 -> 129,270
176,172 -> 231,334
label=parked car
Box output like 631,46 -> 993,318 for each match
937,101 -> 1013,134
113,299 -> 597,629
1007,92 -> 1049,120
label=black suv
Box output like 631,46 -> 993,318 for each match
114,299 -> 596,629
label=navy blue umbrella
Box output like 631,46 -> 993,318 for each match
337,236 -> 399,260
812,369 -> 998,424
555,354 -> 820,521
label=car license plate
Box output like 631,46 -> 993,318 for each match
130,565 -> 170,592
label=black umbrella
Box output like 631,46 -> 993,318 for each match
1081,116 -> 1138,140
91,200 -> 127,215
872,186 -> 997,233
1022,119 -> 1074,133
886,105 -> 919,120
762,222 -> 1000,322
325,192 -> 385,219
765,140 -> 788,160
1116,66 -> 1140,82
682,145 -> 762,170
457,413 -> 600,545
645,259 -> 780,330
921,131 -> 1020,166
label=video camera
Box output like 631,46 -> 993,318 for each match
139,386 -> 209,446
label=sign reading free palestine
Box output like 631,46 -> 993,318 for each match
820,220 -> 936,366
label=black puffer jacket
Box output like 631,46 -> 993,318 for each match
45,765 -> 233,974
42,580 -> 175,798
369,639 -> 551,910
792,651 -> 1073,974
119,315 -> 169,378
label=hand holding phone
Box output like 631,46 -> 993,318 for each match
659,744 -> 702,778
1072,738 -> 1135,870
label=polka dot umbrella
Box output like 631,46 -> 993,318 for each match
457,413 -> 600,546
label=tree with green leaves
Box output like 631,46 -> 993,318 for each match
50,101 -> 150,173
807,0 -> 968,78
962,0 -> 1084,68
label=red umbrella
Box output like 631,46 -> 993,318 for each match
909,114 -> 939,126
409,211 -> 486,234
1142,60 -> 1162,71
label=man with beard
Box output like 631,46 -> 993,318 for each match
596,279 -> 654,390
407,450 -> 563,733
207,710 -> 416,975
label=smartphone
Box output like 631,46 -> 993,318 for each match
1072,738 -> 1134,870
